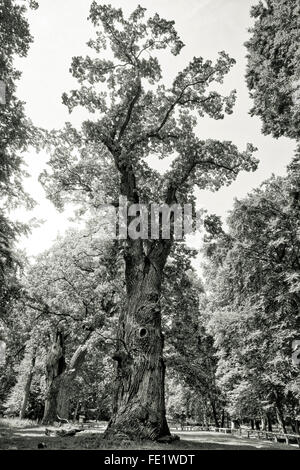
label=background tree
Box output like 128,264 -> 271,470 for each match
0,1 -> 40,404
70,350 -> 114,422
162,244 -> 224,428
4,338 -> 41,419
245,0 -> 300,140
22,223 -> 120,424
203,156 -> 300,432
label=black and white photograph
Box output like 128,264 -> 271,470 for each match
0,0 -> 299,459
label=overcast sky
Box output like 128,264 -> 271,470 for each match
13,0 -> 296,264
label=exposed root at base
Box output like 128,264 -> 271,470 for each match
103,430 -> 180,444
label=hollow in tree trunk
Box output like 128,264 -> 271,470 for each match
42,331 -> 66,424
42,332 -> 89,424
57,344 -> 89,419
105,243 -> 171,441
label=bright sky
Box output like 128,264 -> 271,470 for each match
13,0 -> 296,262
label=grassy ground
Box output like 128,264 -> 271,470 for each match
0,418 -> 298,450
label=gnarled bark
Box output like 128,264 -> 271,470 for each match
105,242 -> 171,441
42,331 -> 66,424
57,344 -> 88,419
42,331 -> 89,424
19,349 -> 36,419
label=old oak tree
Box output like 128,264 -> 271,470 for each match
42,3 -> 257,440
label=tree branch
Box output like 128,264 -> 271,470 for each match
118,81 -> 142,140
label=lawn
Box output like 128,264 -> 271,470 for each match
0,419 -> 298,450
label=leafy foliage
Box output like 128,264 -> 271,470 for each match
203,157 -> 300,426
0,0 -> 39,322
43,3 -> 257,214
245,0 -> 300,139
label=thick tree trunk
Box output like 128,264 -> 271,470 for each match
42,333 -> 88,424
42,331 -> 66,425
42,376 -> 64,424
56,380 -> 69,419
210,399 -> 220,428
105,254 -> 170,441
57,344 -> 88,420
103,142 -> 178,441
19,350 -> 36,419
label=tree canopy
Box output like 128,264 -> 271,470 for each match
245,0 -> 300,139
202,156 -> 300,430
0,0 -> 39,322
